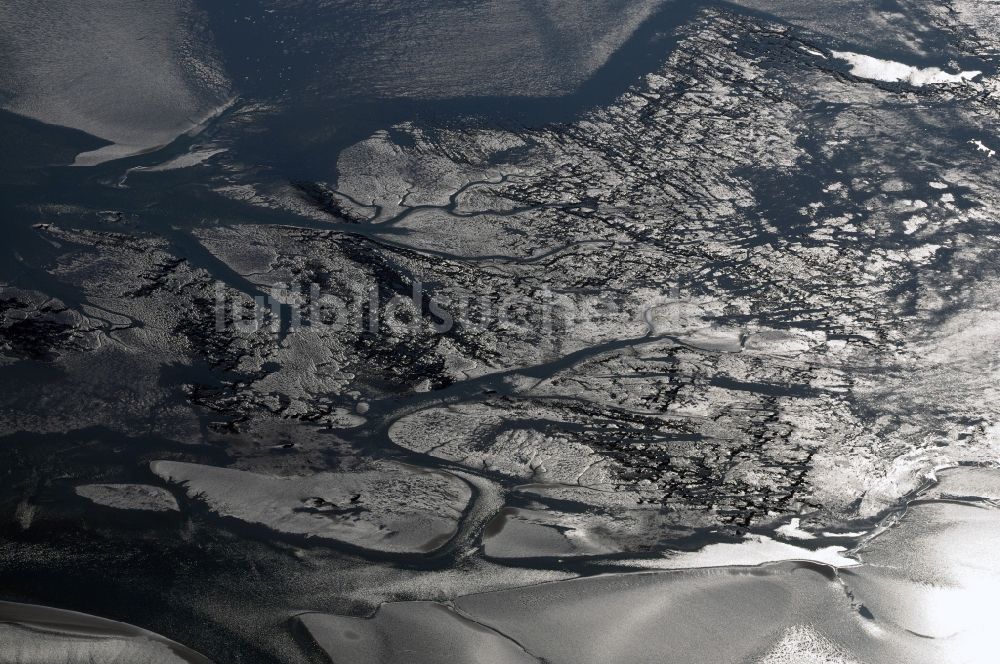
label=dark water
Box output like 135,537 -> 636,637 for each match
0,4 -> 708,661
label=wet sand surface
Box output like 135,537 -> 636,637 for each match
3,1 -> 1000,662
301,467 -> 1000,664
0,600 -> 212,663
